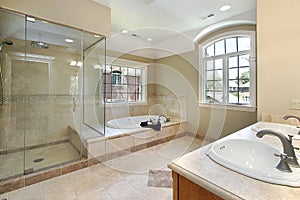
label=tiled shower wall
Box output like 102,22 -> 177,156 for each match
0,40 -> 81,152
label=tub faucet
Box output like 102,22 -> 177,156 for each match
256,129 -> 300,168
159,115 -> 170,123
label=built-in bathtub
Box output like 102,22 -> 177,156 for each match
80,115 -> 189,162
106,115 -> 162,129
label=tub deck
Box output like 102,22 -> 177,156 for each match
77,120 -> 189,161
81,120 -> 184,141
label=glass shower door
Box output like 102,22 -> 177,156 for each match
23,16 -> 82,173
0,9 -> 26,180
83,32 -> 106,135
0,8 -> 105,180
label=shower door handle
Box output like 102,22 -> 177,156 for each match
72,96 -> 76,112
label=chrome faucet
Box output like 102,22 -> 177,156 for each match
158,115 -> 170,123
283,114 -> 300,134
283,114 -> 300,124
256,129 -> 300,168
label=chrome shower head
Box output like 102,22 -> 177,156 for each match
31,41 -> 49,49
0,40 -> 13,52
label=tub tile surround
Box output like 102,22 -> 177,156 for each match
133,130 -> 158,146
85,121 -> 189,160
104,83 -> 187,124
1,136 -> 206,198
168,123 -> 300,200
106,135 -> 134,154
104,96 -> 183,123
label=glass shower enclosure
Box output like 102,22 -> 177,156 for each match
0,8 -> 106,181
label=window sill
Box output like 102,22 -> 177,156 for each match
105,101 -> 147,107
199,102 -> 256,112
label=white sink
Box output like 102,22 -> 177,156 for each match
207,138 -> 300,187
251,122 -> 300,139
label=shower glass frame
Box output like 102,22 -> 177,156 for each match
0,8 -> 106,181
82,33 -> 106,136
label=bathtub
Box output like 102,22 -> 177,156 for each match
106,115 -> 162,129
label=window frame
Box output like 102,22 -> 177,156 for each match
103,63 -> 148,106
199,30 -> 256,112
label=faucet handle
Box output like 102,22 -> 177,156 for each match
274,153 -> 293,173
288,134 -> 294,143
274,153 -> 293,159
287,134 -> 300,150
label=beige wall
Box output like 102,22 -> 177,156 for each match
155,49 -> 257,138
107,50 -> 155,64
154,51 -> 200,133
98,52 -> 184,125
257,0 -> 300,119
0,0 -> 111,36
156,51 -> 199,94
199,107 -> 257,139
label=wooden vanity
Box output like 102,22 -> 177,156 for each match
168,123 -> 300,200
172,171 -> 223,200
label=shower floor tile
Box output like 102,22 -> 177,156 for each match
0,142 -> 80,180
0,151 -> 24,180
2,136 -> 204,200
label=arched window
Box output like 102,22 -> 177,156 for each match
200,30 -> 256,109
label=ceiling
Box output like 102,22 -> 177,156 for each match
0,9 -> 105,53
0,1 -> 257,60
94,0 -> 256,59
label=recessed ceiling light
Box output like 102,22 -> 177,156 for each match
65,39 -> 74,43
70,61 -> 77,66
70,61 -> 82,67
76,61 -> 82,67
93,65 -> 101,69
121,29 -> 129,33
220,5 -> 231,11
26,16 -> 35,22
146,37 -> 153,42
134,0 -> 155,5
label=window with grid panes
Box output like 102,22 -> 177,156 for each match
103,65 -> 145,103
202,31 -> 256,107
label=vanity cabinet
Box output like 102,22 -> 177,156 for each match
172,172 -> 223,200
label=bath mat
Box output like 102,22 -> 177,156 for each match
147,169 -> 173,188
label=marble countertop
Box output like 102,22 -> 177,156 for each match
168,123 -> 300,200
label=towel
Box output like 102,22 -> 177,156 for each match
140,120 -> 162,131
140,121 -> 148,127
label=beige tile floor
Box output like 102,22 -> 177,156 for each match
0,142 -> 80,180
0,136 -> 204,200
